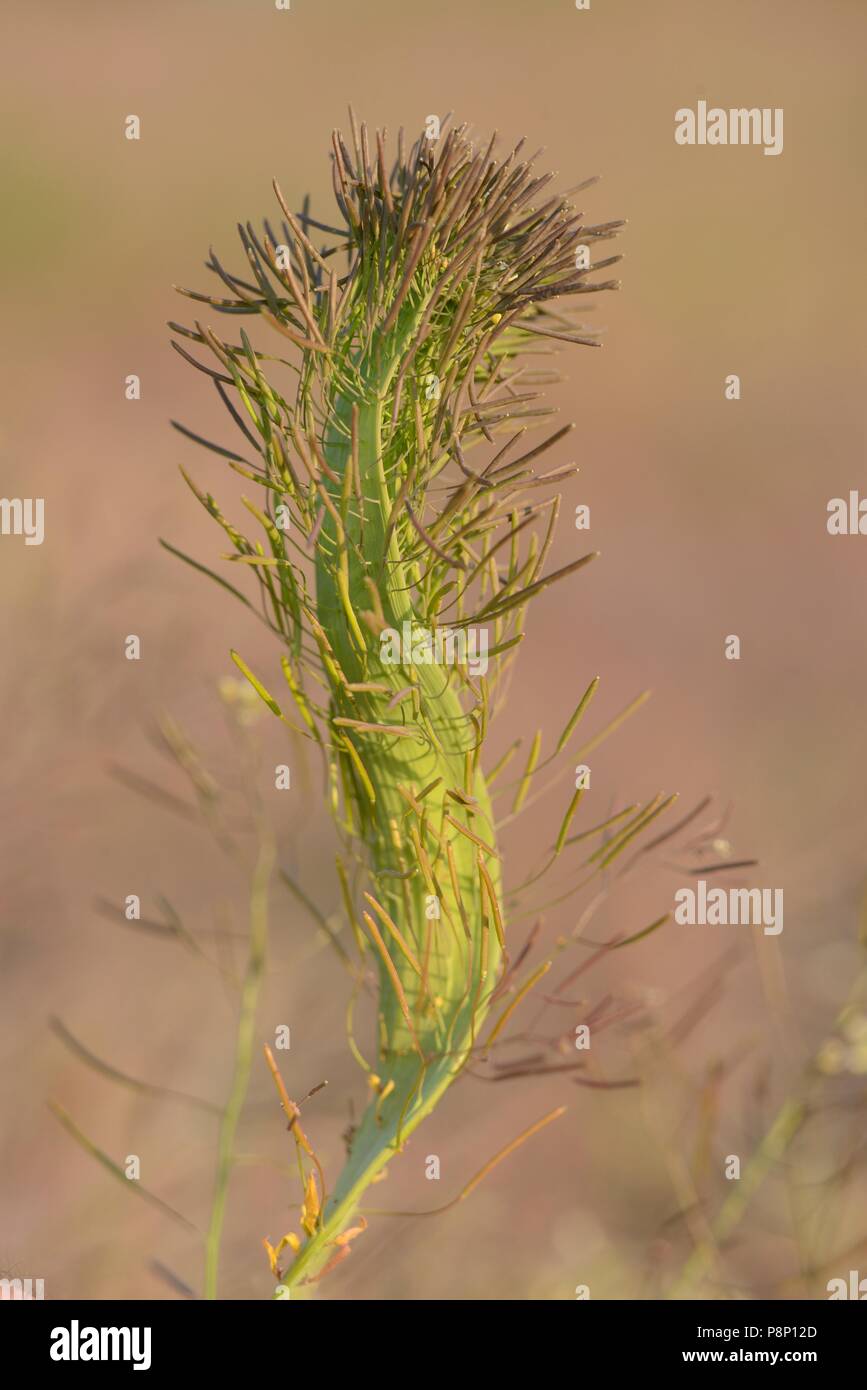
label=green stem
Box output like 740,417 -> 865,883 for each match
277,1052 -> 468,1293
281,289 -> 504,1293
666,1097 -> 807,1299
204,835 -> 275,1299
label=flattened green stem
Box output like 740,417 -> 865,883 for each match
280,344 -> 504,1290
277,1052 -> 470,1293
315,360 -> 502,1051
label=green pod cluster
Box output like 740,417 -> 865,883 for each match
171,114 -> 625,1289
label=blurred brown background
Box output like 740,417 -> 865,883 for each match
2,0 -> 866,1300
